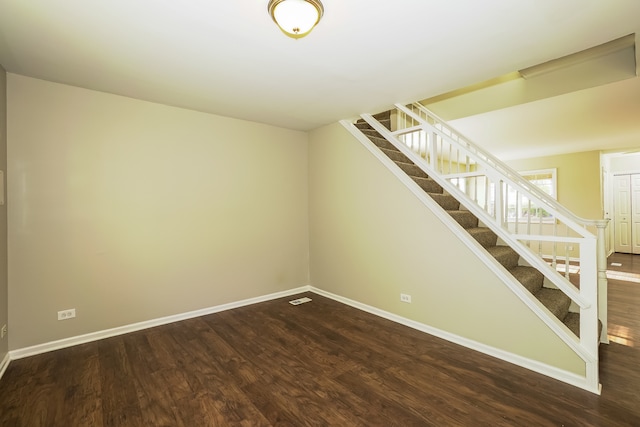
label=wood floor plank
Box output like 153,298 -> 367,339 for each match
1,254 -> 640,425
242,369 -> 371,427
335,368 -> 441,426
52,344 -> 104,427
97,337 -> 146,427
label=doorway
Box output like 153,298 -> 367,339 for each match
613,173 -> 640,254
602,151 -> 640,255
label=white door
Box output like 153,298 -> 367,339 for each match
614,174 -> 632,253
632,174 -> 640,254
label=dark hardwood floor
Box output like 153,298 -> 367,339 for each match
1,254 -> 639,426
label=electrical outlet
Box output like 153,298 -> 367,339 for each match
568,245 -> 574,251
57,308 -> 76,321
0,324 -> 6,339
400,293 -> 412,303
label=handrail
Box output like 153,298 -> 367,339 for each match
404,103 -> 608,231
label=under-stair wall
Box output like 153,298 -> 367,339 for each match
308,122 -> 586,384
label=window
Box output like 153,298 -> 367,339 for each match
507,169 -> 557,222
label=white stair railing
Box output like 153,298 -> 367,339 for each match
354,103 -> 608,394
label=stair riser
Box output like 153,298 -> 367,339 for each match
377,119 -> 392,130
382,149 -> 411,163
510,267 -> 544,294
447,211 -> 479,229
355,115 -> 391,130
429,194 -> 460,210
360,129 -> 382,139
489,249 -> 520,270
536,288 -> 572,320
468,228 -> 498,248
563,313 -> 603,339
396,162 -> 429,179
412,177 -> 443,194
368,137 -> 398,151
355,122 -> 373,130
371,111 -> 391,120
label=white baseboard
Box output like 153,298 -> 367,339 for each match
309,286 -> 600,395
9,285 -> 312,360
4,284 -> 599,395
0,352 -> 9,380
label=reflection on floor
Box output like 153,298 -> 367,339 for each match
606,270 -> 640,284
606,252 -> 639,348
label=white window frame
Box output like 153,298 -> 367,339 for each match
507,168 -> 557,223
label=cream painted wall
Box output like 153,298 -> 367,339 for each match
0,65 -> 7,359
7,74 -> 310,350
308,122 -> 584,375
506,150 -> 603,221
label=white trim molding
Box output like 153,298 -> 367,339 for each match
0,352 -> 10,380
309,286 -> 600,395
9,286 -> 311,361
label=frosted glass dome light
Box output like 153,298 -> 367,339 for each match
268,0 -> 324,39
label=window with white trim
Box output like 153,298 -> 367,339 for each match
506,168 -> 557,222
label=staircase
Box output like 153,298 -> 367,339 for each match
341,103 -> 609,394
355,111 -> 582,335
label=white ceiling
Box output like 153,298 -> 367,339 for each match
449,76 -> 640,160
1,0 -> 639,159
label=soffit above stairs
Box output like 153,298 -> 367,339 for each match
420,34 -> 640,160
423,35 -> 637,122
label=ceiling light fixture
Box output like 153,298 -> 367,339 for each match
268,0 -> 324,39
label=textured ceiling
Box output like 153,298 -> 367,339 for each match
0,0 -> 639,159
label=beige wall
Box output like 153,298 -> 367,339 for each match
0,65 -> 7,360
2,72 -> 595,377
308,122 -> 584,375
506,150 -> 603,221
7,74 -> 310,349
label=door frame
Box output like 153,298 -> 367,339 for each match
602,151 -> 640,255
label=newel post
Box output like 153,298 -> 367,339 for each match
596,220 -> 610,344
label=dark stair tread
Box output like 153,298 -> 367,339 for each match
412,176 -> 443,193
486,246 -> 520,270
562,312 -> 603,339
355,111 -> 392,130
356,111 -> 391,121
563,312 -> 580,337
396,161 -> 429,178
535,288 -> 571,320
355,121 -> 373,130
371,111 -> 391,120
446,210 -> 479,229
510,266 -> 544,294
429,193 -> 461,210
372,113 -> 392,130
360,127 -> 441,193
381,148 -> 411,163
366,135 -> 397,150
466,227 -> 497,248
359,128 -> 383,138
